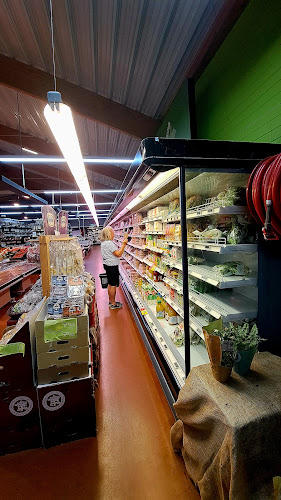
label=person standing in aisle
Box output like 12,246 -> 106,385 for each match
100,226 -> 128,309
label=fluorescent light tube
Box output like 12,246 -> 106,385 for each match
44,190 -> 123,194
22,148 -> 38,155
44,97 -> 99,226
0,203 -> 115,209
0,157 -> 132,163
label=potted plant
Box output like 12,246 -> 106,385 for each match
229,322 -> 265,376
203,319 -> 236,383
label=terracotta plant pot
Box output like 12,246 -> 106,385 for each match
233,347 -> 257,376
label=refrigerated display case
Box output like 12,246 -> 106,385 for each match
108,139 -> 281,410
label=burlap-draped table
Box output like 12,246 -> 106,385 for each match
171,352 -> 281,499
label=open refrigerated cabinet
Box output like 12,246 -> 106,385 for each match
109,139 -> 281,409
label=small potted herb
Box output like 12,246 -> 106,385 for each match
230,322 -> 265,376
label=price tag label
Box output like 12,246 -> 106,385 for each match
140,308 -> 147,315
221,340 -> 234,351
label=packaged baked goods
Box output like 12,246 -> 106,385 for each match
41,206 -> 58,235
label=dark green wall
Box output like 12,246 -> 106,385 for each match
196,0 -> 281,143
157,82 -> 191,138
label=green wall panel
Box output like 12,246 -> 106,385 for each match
157,82 -> 191,138
196,0 -> 281,144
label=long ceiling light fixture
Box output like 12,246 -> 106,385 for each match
0,157 -> 133,164
44,0 -> 98,225
44,92 -> 98,226
44,190 -> 123,194
0,203 -> 116,208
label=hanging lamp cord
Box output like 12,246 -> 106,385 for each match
49,0 -> 57,92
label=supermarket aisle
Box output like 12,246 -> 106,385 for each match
0,246 -> 199,500
85,246 -> 199,499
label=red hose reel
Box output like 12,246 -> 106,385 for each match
246,153 -> 281,240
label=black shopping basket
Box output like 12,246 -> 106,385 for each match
99,273 -> 108,288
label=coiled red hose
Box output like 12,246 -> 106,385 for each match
246,153 -> 281,239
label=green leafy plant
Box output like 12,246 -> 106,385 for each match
213,322 -> 265,353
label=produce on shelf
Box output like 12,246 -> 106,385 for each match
213,262 -> 249,277
216,187 -> 246,206
7,278 -> 43,317
168,199 -> 180,214
189,276 -> 216,294
188,255 -> 205,265
171,322 -> 184,346
227,223 -> 248,244
186,195 -> 204,209
0,299 -> 44,345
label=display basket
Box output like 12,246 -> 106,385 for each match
99,273 -> 108,288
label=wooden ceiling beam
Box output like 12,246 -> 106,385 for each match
0,55 -> 160,139
0,124 -> 59,155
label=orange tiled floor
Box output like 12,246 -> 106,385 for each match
0,247 -> 199,499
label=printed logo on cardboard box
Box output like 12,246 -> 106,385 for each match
9,396 -> 33,416
42,391 -> 65,411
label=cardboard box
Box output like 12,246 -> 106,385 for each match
0,385 -> 42,455
37,346 -> 90,370
35,302 -> 89,353
35,329 -> 89,354
37,371 -> 96,448
36,302 -> 88,336
37,361 -> 90,385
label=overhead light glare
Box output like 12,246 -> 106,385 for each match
139,168 -> 178,199
44,94 -> 98,226
13,203 -> 20,207
22,147 -> 38,155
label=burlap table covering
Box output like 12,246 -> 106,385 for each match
171,352 -> 281,499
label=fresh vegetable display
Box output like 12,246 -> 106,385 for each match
216,187 -> 246,206
171,322 -> 184,346
186,195 -> 204,209
213,261 -> 249,277
227,223 -> 248,244
189,277 -> 216,294
188,255 -> 205,265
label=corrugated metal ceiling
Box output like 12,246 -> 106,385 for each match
0,0 -> 246,203
0,0 -> 239,118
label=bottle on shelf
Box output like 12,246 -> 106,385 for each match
156,297 -> 165,319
